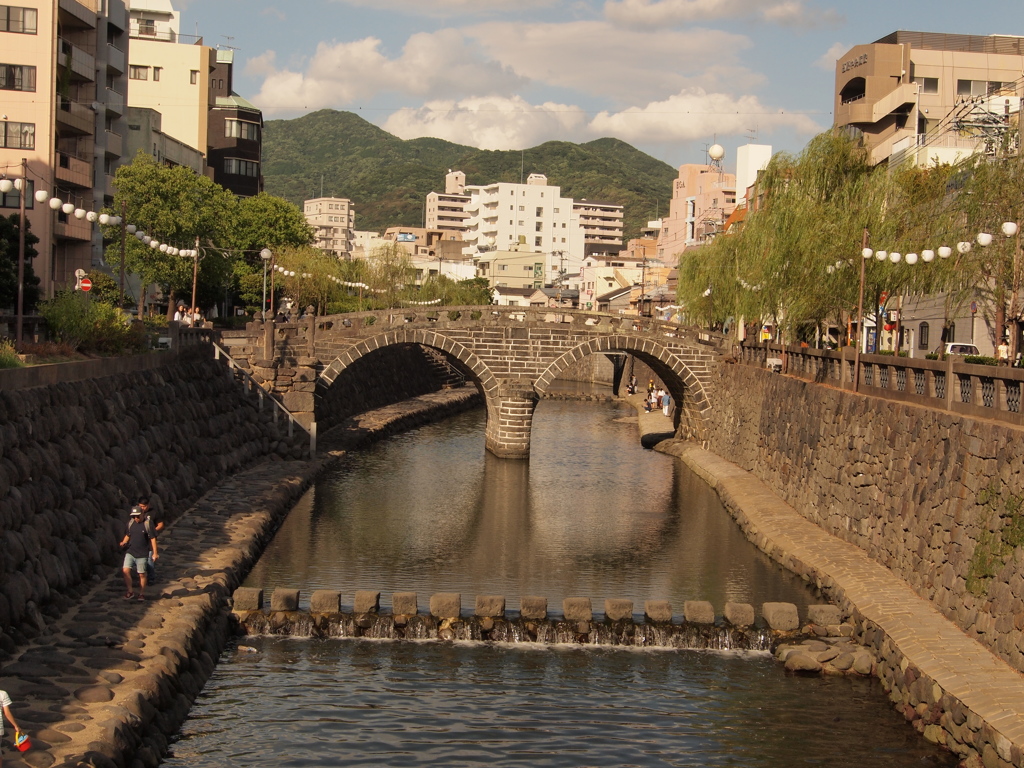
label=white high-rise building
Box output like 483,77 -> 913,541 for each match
461,173 -> 585,285
304,197 -> 355,258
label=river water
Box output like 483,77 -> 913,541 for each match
163,397 -> 955,767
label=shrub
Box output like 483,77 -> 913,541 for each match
40,290 -> 146,355
964,355 -> 998,366
0,338 -> 22,369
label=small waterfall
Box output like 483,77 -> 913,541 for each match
236,611 -> 777,651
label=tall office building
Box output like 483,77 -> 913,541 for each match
657,161 -> 737,260
1,0 -> 130,297
834,32 -> 1024,166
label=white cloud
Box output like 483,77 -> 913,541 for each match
250,31 -> 526,114
331,0 -> 557,14
603,0 -> 842,28
382,96 -> 589,150
380,89 -> 821,150
815,41 -> 849,71
588,88 -> 821,144
464,21 -> 755,102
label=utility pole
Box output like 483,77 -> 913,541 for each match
854,227 -> 869,391
15,158 -> 27,348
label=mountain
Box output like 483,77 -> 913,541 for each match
261,110 -> 678,242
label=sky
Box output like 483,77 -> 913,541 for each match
175,0 -> 1024,171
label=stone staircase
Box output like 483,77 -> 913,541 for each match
420,344 -> 466,389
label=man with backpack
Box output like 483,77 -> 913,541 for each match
119,505 -> 158,600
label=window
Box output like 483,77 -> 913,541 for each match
0,6 -> 37,34
129,65 -> 149,80
534,236 -> 542,246
918,322 -> 929,350
152,66 -> 161,81
536,207 -> 543,216
518,220 -> 524,226
224,158 -> 259,177
914,76 -> 938,95
523,266 -> 532,272
535,222 -> 543,232
0,178 -> 32,208
137,18 -> 156,36
553,207 -> 559,214
518,205 -> 524,211
957,79 -> 988,98
0,63 -> 34,91
190,70 -> 198,85
225,119 -> 260,141
0,120 -> 34,149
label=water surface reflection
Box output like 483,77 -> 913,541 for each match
246,400 -> 816,613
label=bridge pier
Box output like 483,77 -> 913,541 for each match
485,387 -> 539,459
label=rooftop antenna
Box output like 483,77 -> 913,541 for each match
220,35 -> 237,50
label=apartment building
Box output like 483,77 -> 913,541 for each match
1,0 -> 130,297
127,0 -> 262,195
657,163 -> 737,260
573,199 -> 623,256
304,197 -> 354,258
123,107 -> 203,172
425,169 -> 470,237
460,173 -> 586,285
834,32 -> 1024,166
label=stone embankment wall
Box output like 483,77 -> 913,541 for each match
0,349 -> 304,650
555,353 -> 617,386
709,363 -> 1024,674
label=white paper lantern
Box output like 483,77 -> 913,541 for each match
906,252 -> 918,265
938,246 -> 952,258
35,190 -> 49,203
49,197 -> 63,210
0,180 -> 13,194
889,252 -> 902,263
977,232 -> 993,247
159,243 -> 168,253
150,240 -> 160,249
922,249 -> 935,262
1003,222 -> 1019,238
957,241 -> 972,254
98,213 -> 110,225
62,203 -> 75,215
13,178 -> 23,191
126,224 -> 137,234
875,250 -> 887,261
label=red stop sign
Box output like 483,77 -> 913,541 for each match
80,277 -> 92,292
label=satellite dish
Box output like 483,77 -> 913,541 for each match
708,144 -> 725,161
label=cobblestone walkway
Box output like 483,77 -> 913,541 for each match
664,442 -> 1024,765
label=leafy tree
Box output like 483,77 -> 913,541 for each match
0,213 -> 40,312
415,275 -> 493,306
103,153 -> 235,317
365,242 -> 416,309
85,270 -> 124,307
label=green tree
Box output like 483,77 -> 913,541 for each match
366,242 -> 416,309
84,270 -> 123,306
103,153 -> 236,317
0,213 -> 41,312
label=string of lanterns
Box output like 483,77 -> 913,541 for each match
859,222 -> 1019,265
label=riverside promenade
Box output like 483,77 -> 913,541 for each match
0,389 -> 480,768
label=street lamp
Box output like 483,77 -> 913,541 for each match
260,248 -> 273,318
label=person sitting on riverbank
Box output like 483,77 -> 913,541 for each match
120,506 -> 158,600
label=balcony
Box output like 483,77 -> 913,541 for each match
104,88 -> 125,115
55,216 -> 92,242
56,96 -> 95,134
59,0 -> 98,28
107,44 -> 125,73
58,38 -> 96,81
56,153 -> 93,188
104,130 -> 122,157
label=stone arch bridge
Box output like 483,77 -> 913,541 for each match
221,307 -> 729,458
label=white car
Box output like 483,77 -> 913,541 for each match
941,343 -> 980,356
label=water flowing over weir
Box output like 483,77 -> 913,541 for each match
162,399 -> 958,768
237,611 -> 775,651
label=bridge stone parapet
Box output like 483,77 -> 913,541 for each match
232,306 -> 728,458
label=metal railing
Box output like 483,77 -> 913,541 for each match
740,342 -> 1024,426
212,342 -> 317,457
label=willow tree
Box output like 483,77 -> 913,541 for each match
366,242 -> 416,309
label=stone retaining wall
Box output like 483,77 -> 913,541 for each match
0,349 -> 305,649
708,363 -> 1024,674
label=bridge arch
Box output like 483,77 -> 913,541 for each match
534,334 -> 712,444
317,328 -> 502,431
